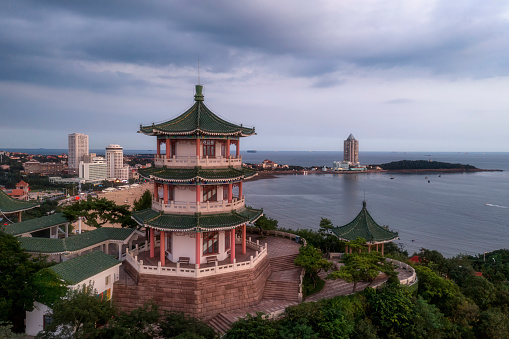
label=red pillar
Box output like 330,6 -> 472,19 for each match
230,228 -> 236,263
150,228 -> 155,258
163,184 -> 168,204
242,224 -> 246,254
196,138 -> 200,157
166,139 -> 170,157
381,243 -> 385,256
226,139 -> 230,157
196,185 -> 201,204
239,181 -> 243,199
160,231 -> 165,266
18,211 -> 22,222
157,140 -> 161,157
196,232 -> 201,268
236,140 -> 240,158
153,182 -> 158,200
228,183 -> 233,203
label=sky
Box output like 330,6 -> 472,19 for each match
1,1 -> 509,152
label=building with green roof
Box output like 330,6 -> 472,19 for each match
0,188 -> 39,222
2,212 -> 69,238
133,85 -> 263,268
330,201 -> 398,255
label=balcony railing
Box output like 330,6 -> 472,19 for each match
154,155 -> 242,168
152,197 -> 246,214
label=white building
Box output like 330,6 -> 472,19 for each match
68,133 -> 89,173
115,165 -> 130,182
106,144 -> 124,180
79,156 -> 107,183
25,251 -> 121,336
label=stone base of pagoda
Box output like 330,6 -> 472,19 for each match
114,253 -> 270,320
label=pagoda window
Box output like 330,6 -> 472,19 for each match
202,140 -> 215,158
168,186 -> 174,202
225,230 -> 231,250
223,185 -> 228,200
170,141 -> 177,158
203,232 -> 219,254
203,186 -> 217,202
221,142 -> 226,157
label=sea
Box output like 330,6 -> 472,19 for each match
3,148 -> 508,257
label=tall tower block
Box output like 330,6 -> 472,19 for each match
344,133 -> 359,164
68,133 -> 89,173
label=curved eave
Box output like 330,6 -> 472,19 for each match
138,168 -> 257,184
139,128 -> 255,137
331,231 -> 399,244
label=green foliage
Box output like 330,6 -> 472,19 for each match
254,215 -> 278,236
98,301 -> 160,338
0,321 -> 25,338
379,160 -> 476,170
294,245 -> 332,289
0,232 -> 67,332
226,313 -> 279,339
63,197 -> 136,228
38,284 -> 115,339
328,248 -> 395,293
158,311 -> 217,339
132,190 -> 152,211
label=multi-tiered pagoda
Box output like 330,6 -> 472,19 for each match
132,85 -> 263,267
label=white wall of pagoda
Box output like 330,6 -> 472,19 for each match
174,187 -> 196,203
171,232 -> 229,265
177,142 -> 195,157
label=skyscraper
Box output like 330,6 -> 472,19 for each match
68,133 -> 89,173
344,134 -> 359,164
106,144 -> 124,179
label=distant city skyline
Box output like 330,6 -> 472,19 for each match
1,2 -> 509,152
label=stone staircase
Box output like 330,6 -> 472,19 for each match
208,252 -> 302,334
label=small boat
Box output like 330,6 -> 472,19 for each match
390,176 -> 394,180
247,150 -> 257,153
428,180 -> 430,183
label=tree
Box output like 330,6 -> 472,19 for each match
63,197 -> 135,228
133,190 -> 152,211
0,232 -> 67,333
98,301 -> 160,338
38,284 -> 115,339
294,245 -> 333,290
158,311 -> 217,339
327,244 -> 395,293
254,216 -> 278,236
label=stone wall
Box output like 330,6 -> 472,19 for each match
113,256 -> 270,320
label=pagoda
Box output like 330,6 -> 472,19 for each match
331,201 -> 398,255
0,188 -> 39,222
132,85 -> 263,268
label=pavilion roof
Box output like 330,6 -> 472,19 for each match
132,207 -> 263,232
19,227 -> 136,254
49,251 -> 121,286
139,85 -> 255,137
0,189 -> 39,214
330,201 -> 398,243
138,167 -> 257,183
2,212 -> 68,236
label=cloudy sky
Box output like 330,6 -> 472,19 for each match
1,1 -> 509,152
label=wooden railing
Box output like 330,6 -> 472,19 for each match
123,239 -> 267,278
154,155 -> 242,168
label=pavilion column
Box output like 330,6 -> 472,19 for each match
163,184 -> 168,204
368,244 -> 371,253
242,224 -> 246,254
18,212 -> 22,222
150,228 -> 155,258
118,243 -> 122,260
231,228 -> 236,263
195,232 -> 201,268
226,139 -> 231,158
196,185 -> 201,205
376,244 -> 379,252
239,181 -> 243,199
65,224 -> 69,238
345,245 -> 348,254
196,138 -> 201,158
157,139 -> 161,157
166,139 -> 170,157
105,243 -> 109,254
236,140 -> 240,158
381,243 -> 385,256
153,182 -> 158,200
228,184 -> 233,203
160,231 -> 166,266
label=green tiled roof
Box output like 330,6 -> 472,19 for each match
331,201 -> 398,243
50,251 -> 120,286
138,167 -> 257,183
19,227 -> 136,254
0,189 -> 39,213
139,85 -> 255,137
2,213 -> 68,236
132,207 -> 263,231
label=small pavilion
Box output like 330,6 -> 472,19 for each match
0,188 -> 39,222
330,201 -> 398,255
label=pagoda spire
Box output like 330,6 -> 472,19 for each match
194,84 -> 204,102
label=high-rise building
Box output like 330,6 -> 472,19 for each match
68,133 -> 89,173
79,156 -> 107,183
344,134 -> 359,164
106,144 -> 124,179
